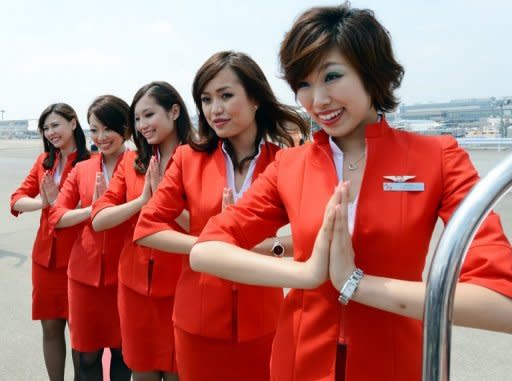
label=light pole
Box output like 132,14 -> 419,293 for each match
0,110 -> 4,120
498,100 -> 511,137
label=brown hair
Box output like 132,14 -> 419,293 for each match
87,95 -> 131,139
37,103 -> 90,169
191,51 -> 309,171
279,3 -> 404,112
129,81 -> 192,174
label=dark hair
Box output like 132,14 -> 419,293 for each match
279,3 -> 404,112
129,81 -> 192,173
37,103 -> 90,169
191,51 -> 309,171
87,95 -> 131,140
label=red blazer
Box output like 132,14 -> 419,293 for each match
10,152 -> 81,268
48,153 -> 128,287
198,119 -> 512,381
134,142 -> 283,341
91,150 -> 182,297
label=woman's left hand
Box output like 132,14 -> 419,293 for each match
329,181 -> 356,291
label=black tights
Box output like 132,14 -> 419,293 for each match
132,371 -> 179,381
78,348 -> 131,381
41,319 -> 79,381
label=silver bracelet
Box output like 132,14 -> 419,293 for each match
338,268 -> 364,305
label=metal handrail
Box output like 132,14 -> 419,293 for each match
423,152 -> 512,381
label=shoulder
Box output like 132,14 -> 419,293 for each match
390,127 -> 455,146
75,153 -> 100,170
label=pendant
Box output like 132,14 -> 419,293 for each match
348,163 -> 358,171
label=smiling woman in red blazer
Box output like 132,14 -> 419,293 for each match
49,95 -> 132,380
90,82 -> 191,381
190,6 -> 512,381
133,51 -> 308,381
10,103 -> 89,381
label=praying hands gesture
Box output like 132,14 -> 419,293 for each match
329,181 -> 356,291
221,187 -> 234,211
40,171 -> 59,208
308,181 -> 356,291
93,172 -> 108,203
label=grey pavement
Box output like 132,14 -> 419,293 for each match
1,141 -> 511,380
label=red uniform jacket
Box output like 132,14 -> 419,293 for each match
10,152 -> 81,268
198,120 -> 512,381
91,150 -> 182,297
134,142 -> 284,341
48,153 -> 129,287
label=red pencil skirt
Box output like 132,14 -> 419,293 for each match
118,283 -> 177,372
68,278 -> 121,352
174,326 -> 274,381
32,262 -> 68,320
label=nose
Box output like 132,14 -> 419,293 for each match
312,84 -> 330,110
97,130 -> 107,140
211,98 -> 223,115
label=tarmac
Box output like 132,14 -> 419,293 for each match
1,139 -> 511,380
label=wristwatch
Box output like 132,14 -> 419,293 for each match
338,268 -> 364,305
271,237 -> 285,257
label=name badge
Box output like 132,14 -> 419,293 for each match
383,182 -> 424,192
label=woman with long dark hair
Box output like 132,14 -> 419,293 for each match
91,82 -> 191,381
134,51 -> 308,381
10,103 -> 89,381
49,95 -> 132,380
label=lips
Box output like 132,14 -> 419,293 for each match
316,108 -> 344,126
213,118 -> 230,128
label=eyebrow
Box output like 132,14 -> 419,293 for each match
201,85 -> 232,95
318,61 -> 344,72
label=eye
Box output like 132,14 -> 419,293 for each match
296,81 -> 310,90
221,93 -> 233,100
325,72 -> 342,82
90,128 -> 97,133
145,112 -> 154,118
201,96 -> 211,104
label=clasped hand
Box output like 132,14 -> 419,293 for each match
307,181 -> 356,291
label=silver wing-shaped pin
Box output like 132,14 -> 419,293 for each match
383,175 -> 416,183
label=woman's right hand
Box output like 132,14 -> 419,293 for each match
41,172 -> 59,207
139,166 -> 153,205
304,183 -> 342,287
222,187 -> 234,211
93,172 -> 108,202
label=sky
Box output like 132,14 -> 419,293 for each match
0,0 -> 511,123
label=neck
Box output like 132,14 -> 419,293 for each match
59,140 -> 77,160
332,109 -> 379,155
157,132 -> 178,163
227,123 -> 258,160
103,145 -> 125,166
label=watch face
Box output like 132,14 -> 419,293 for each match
273,244 -> 284,256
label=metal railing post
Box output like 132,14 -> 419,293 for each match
423,152 -> 512,381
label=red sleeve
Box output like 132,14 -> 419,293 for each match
438,136 -> 512,298
91,153 -> 128,219
10,154 -> 45,217
197,150 -> 289,249
133,147 -> 187,241
48,165 -> 81,230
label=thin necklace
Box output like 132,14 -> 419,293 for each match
347,152 -> 366,171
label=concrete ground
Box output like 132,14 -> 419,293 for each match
1,140 -> 511,380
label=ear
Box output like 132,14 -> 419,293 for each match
252,99 -> 259,112
71,118 -> 77,130
170,104 -> 181,121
